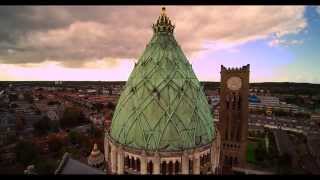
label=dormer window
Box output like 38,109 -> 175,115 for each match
131,87 -> 136,93
152,88 -> 160,100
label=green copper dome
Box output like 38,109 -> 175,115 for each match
110,8 -> 215,151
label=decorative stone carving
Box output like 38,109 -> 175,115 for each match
117,147 -> 124,174
110,144 -> 117,174
140,151 -> 147,175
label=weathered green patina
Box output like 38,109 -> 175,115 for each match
110,8 -> 215,151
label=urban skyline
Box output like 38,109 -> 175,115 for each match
1,7 -> 320,174
0,6 -> 320,83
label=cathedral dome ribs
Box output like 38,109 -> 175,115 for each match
105,8 -> 223,175
109,7 -> 215,152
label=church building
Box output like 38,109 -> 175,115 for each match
104,7 -> 221,175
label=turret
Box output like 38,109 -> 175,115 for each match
221,64 -> 250,73
88,143 -> 105,169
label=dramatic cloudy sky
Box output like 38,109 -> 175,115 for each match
0,6 -> 319,83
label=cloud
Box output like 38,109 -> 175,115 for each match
316,6 -> 320,16
0,6 -> 307,68
0,59 -> 134,81
268,39 -> 304,47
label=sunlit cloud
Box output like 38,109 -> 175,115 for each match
0,6 -> 306,66
268,39 -> 304,47
0,59 -> 134,81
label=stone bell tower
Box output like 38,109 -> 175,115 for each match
219,64 -> 249,171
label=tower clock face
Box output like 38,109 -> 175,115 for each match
227,76 -> 242,91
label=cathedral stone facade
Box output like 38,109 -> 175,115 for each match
104,8 -> 220,175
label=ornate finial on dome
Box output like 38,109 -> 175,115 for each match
152,7 -> 175,34
88,143 -> 104,168
90,143 -> 101,156
93,143 -> 98,151
161,7 -> 166,16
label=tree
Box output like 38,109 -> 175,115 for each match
255,141 -> 266,162
59,107 -> 86,128
35,158 -> 57,174
15,140 -> 39,166
10,103 -> 18,108
279,153 -> 292,166
77,135 -> 91,155
68,131 -> 81,145
47,134 -> 64,155
106,102 -> 115,111
277,153 -> 292,174
49,120 -> 60,133
16,115 -> 25,131
93,103 -> 104,112
33,116 -> 50,136
9,94 -> 18,101
91,126 -> 103,139
68,129 -> 96,155
24,93 -> 34,104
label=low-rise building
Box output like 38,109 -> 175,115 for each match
55,153 -> 105,174
0,111 -> 16,146
311,113 -> 320,125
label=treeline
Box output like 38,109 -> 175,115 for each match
251,82 -> 320,96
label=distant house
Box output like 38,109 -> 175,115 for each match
89,113 -> 104,127
47,110 -> 59,122
248,95 -> 260,103
87,89 -> 97,94
311,113 -> 320,125
55,152 -> 105,174
0,90 -> 4,97
0,111 -> 16,146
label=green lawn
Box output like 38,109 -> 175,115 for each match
247,142 -> 256,164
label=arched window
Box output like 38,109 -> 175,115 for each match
161,161 -> 167,175
137,158 -> 141,172
147,161 -> 153,175
195,136 -> 202,145
168,161 -> 174,175
224,156 -> 228,164
125,156 -> 130,169
206,153 -> 211,163
108,145 -> 111,160
189,159 -> 193,173
232,93 -> 236,110
128,157 -> 132,169
234,157 -> 238,165
132,157 -> 136,170
229,157 -> 233,165
226,95 -> 230,109
174,161 -> 180,174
